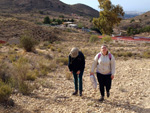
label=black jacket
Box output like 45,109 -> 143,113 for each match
68,51 -> 85,73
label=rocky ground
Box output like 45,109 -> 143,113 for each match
0,37 -> 150,113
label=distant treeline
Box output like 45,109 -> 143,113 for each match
43,16 -> 74,25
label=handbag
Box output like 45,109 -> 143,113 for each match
90,75 -> 97,89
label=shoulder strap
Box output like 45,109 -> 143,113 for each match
108,53 -> 112,60
98,53 -> 101,59
98,53 -> 111,60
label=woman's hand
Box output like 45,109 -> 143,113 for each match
76,70 -> 80,75
111,75 -> 114,80
90,72 -> 94,76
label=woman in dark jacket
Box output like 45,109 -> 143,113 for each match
68,47 -> 85,96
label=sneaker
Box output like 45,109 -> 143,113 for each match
107,92 -> 110,98
72,91 -> 78,95
79,91 -> 82,96
99,96 -> 104,102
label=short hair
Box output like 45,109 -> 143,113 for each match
101,44 -> 108,48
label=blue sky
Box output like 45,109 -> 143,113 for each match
60,0 -> 150,12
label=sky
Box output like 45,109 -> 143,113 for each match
60,0 -> 150,12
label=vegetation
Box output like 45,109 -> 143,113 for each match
0,80 -> 12,102
43,17 -> 75,25
143,51 -> 150,58
20,33 -> 38,52
56,57 -> 68,65
93,0 -> 124,35
130,19 -> 135,23
89,35 -> 99,43
101,35 -> 112,43
127,26 -> 150,35
77,23 -> 84,29
43,16 -> 51,24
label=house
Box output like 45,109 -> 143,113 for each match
68,24 -> 77,28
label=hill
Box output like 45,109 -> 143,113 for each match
124,11 -> 144,19
114,11 -> 150,36
0,16 -> 61,43
0,0 -> 99,17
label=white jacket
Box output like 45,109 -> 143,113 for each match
91,52 -> 115,75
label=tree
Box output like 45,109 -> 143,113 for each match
43,16 -> 51,24
93,0 -> 124,35
56,19 -> 62,25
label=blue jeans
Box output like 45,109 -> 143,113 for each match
73,70 -> 84,91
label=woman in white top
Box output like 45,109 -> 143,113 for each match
90,44 -> 115,101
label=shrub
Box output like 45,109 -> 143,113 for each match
65,71 -> 72,80
20,34 -> 38,52
43,16 -> 51,24
57,48 -> 62,52
142,51 -> 150,58
12,57 -> 30,90
50,46 -> 55,51
8,54 -> 18,62
26,70 -> 38,81
101,35 -> 112,43
126,52 -> 133,57
59,15 -> 64,18
18,82 -> 32,95
130,19 -> 135,23
77,23 -> 84,29
38,59 -> 54,76
56,57 -> 68,65
0,80 -> 12,102
89,35 -> 99,43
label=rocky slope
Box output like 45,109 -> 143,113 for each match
0,0 -> 99,17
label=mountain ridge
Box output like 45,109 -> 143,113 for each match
0,0 -> 99,17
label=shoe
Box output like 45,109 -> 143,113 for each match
99,96 -> 104,102
107,92 -> 110,98
72,90 -> 78,95
79,91 -> 82,96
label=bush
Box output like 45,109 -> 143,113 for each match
101,35 -> 112,43
43,16 -> 51,24
77,23 -> 84,29
143,51 -> 150,58
13,57 -> 29,81
89,35 -> 99,43
56,57 -> 68,65
0,80 -> 12,102
18,82 -> 33,95
20,34 -> 38,52
26,70 -> 38,81
130,19 -> 135,23
65,71 -> 72,80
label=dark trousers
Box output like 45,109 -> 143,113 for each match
73,70 -> 84,91
96,73 -> 112,97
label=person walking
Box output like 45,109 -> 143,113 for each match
90,44 -> 115,101
68,47 -> 85,96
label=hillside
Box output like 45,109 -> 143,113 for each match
0,16 -> 61,43
0,32 -> 150,112
114,11 -> 150,36
0,0 -> 99,17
